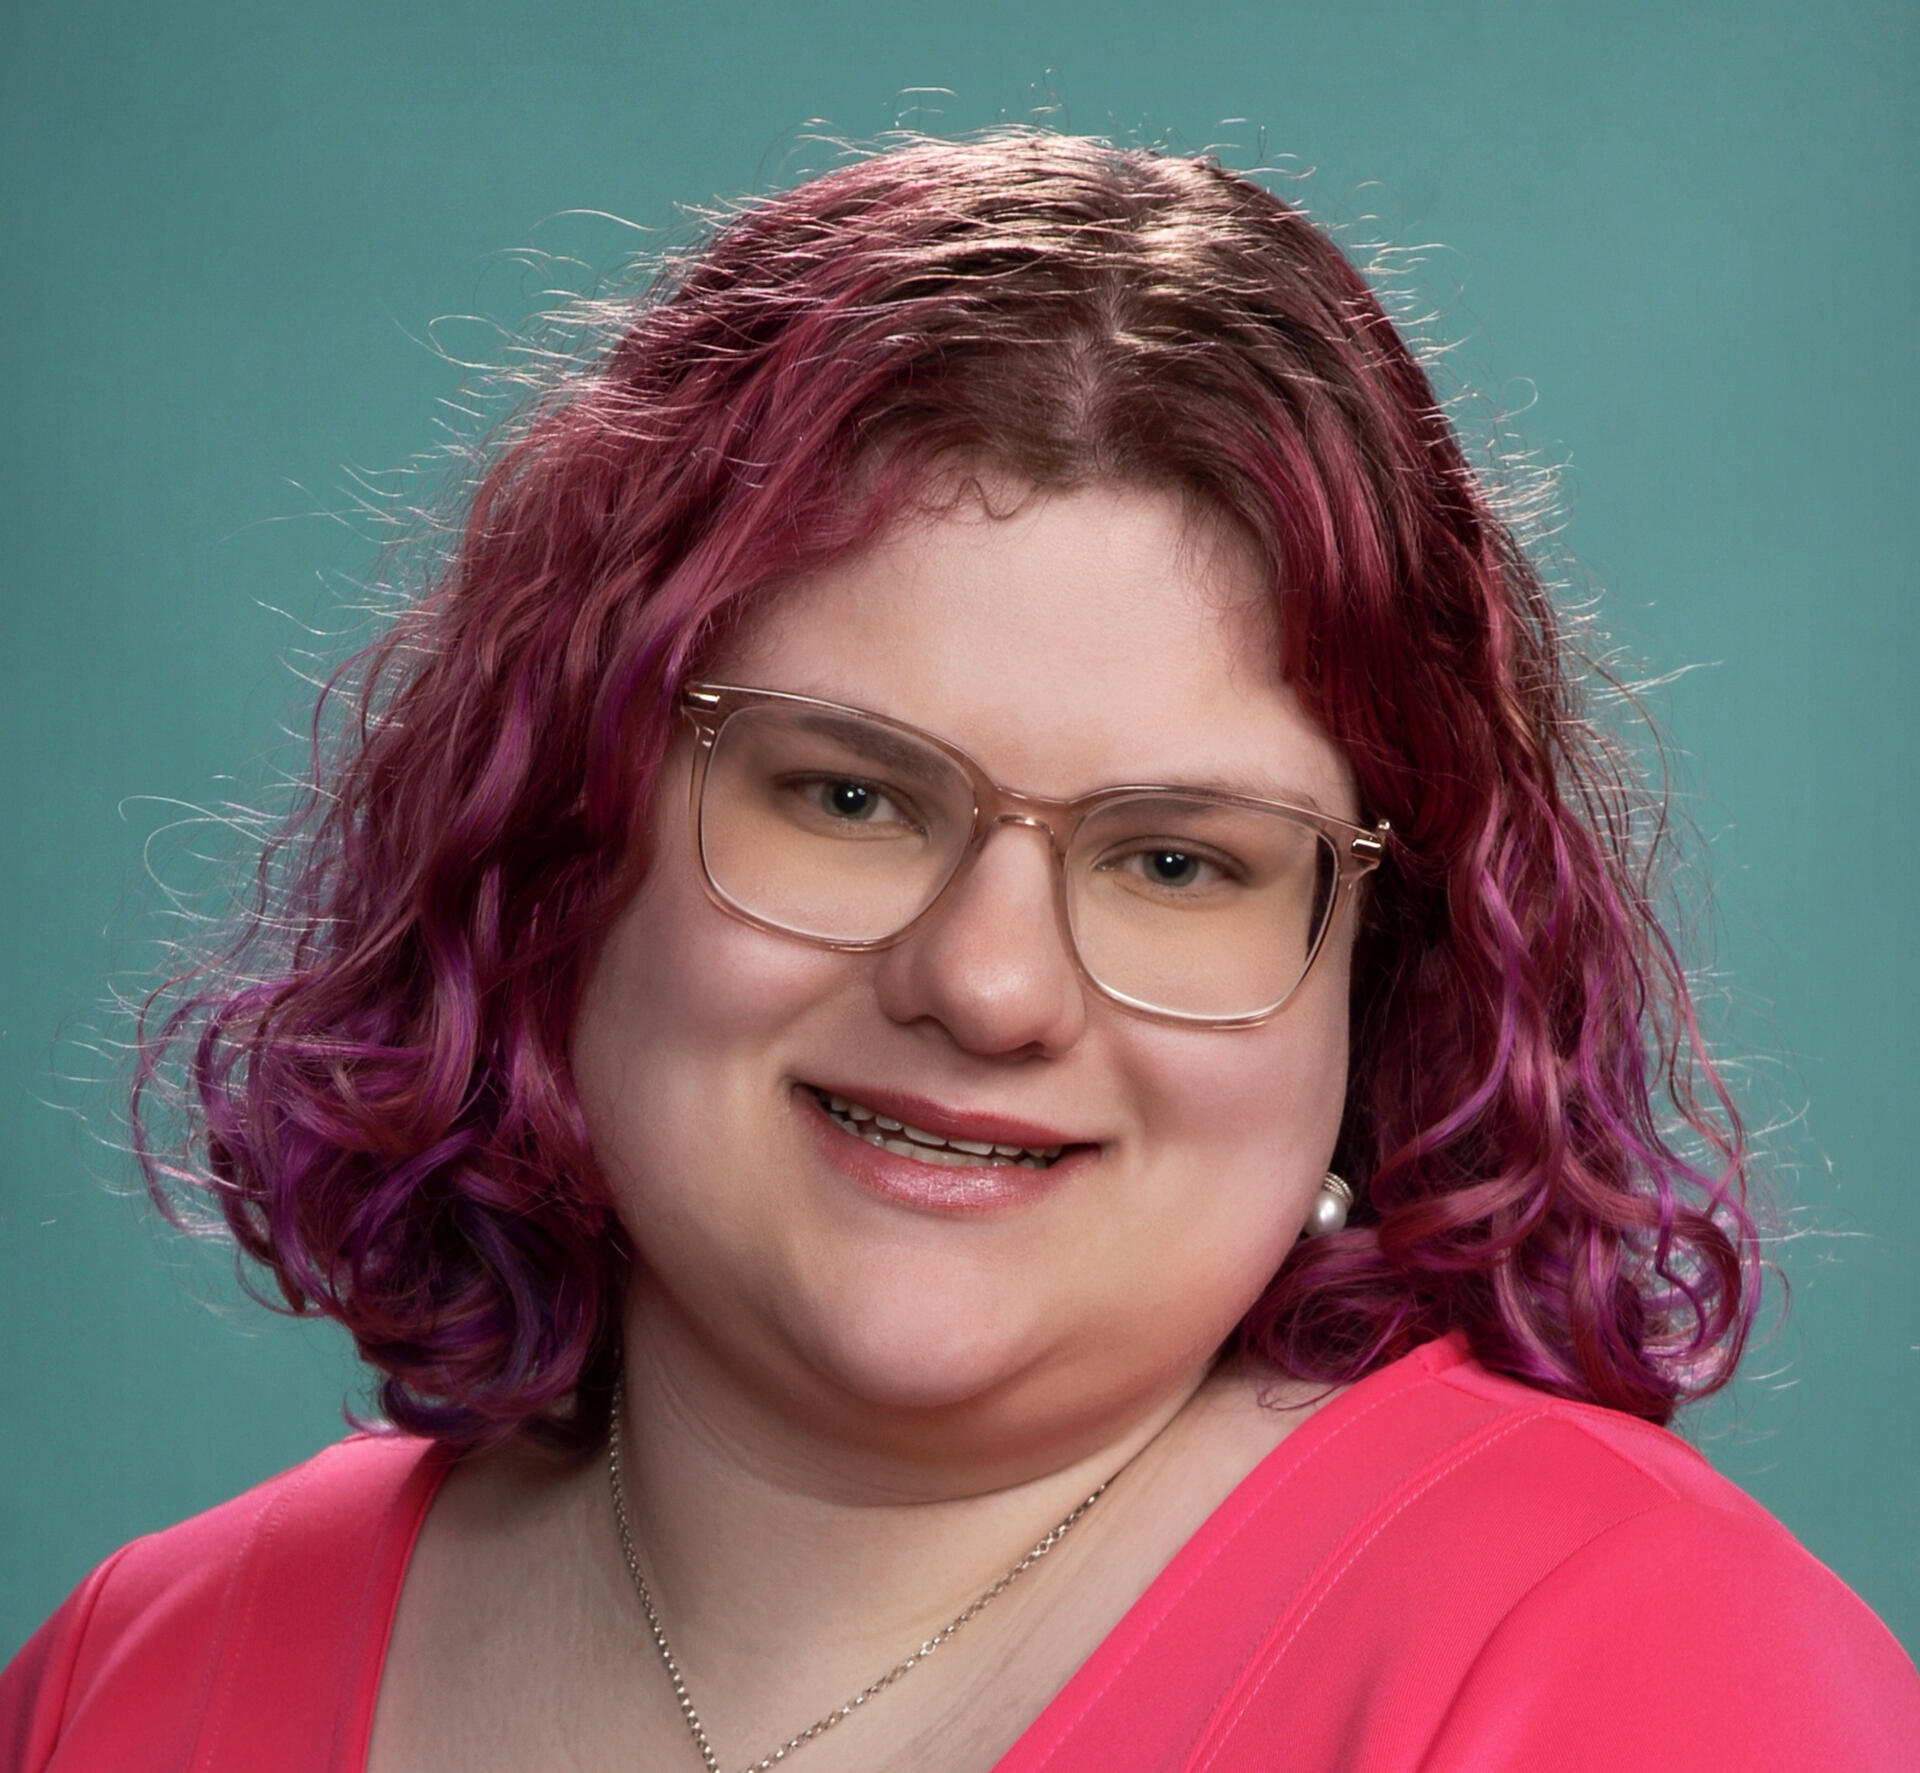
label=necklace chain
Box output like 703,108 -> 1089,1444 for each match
607,1387 -> 1111,1773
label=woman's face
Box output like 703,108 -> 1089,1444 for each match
571,481 -> 1362,1474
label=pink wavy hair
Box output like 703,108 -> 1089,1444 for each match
134,130 -> 1757,1449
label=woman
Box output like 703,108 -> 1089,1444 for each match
4,131 -> 1916,1771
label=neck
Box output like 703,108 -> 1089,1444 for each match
611,1284 -> 1211,1654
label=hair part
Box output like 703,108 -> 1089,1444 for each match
134,128 -> 1758,1449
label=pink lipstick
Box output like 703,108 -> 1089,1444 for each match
797,1083 -> 1094,1215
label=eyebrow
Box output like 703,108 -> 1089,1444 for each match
790,712 -> 960,787
795,709 -> 1330,814
1121,776 -> 1328,818
1165,773 -> 1330,815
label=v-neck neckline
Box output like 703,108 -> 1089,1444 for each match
357,1335 -> 1466,1772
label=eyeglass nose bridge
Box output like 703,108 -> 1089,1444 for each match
911,803 -> 1081,979
939,805 -> 1074,916
980,803 -> 1070,855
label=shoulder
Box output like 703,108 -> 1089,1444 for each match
1412,1353 -> 1920,1767
0,1434 -> 444,1773
1183,1340 -> 1920,1770
1406,1349 -> 1893,1632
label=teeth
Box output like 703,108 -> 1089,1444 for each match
814,1091 -> 1062,1168
883,1137 -> 994,1166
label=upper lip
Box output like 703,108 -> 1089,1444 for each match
801,1081 -> 1094,1151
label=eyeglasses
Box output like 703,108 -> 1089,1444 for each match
679,683 -> 1390,1028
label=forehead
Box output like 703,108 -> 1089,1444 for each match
716,481 -> 1355,816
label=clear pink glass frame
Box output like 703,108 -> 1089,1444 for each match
680,682 -> 1391,1028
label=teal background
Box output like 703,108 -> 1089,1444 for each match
3,0 -> 1915,1661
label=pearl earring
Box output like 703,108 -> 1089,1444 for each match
1303,1173 -> 1353,1237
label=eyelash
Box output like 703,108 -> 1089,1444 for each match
789,775 -> 923,831
1097,842 -> 1245,891
780,775 -> 1256,891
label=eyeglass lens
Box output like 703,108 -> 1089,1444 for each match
697,704 -> 1339,1020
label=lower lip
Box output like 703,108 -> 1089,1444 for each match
799,1089 -> 1085,1216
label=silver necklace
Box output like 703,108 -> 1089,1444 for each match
607,1387 -> 1111,1773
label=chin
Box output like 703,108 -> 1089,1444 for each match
776,1262 -> 1217,1470
788,1267 -> 1048,1418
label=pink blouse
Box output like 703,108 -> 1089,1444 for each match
7,1336 -> 1917,1770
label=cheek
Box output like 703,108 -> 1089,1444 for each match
569,849 -> 840,1208
1109,951 -> 1353,1286
1139,985 -> 1348,1171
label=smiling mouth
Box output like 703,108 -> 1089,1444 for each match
810,1089 -> 1067,1170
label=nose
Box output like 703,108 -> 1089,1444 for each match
872,819 -> 1087,1058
